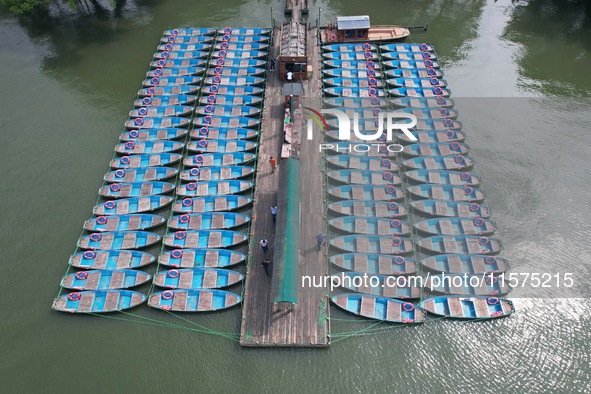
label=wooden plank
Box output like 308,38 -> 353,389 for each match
110,271 -> 125,289
448,298 -> 464,317
197,291 -> 213,311
172,291 -> 188,311
359,297 -> 375,317
353,254 -> 369,272
104,292 -> 120,311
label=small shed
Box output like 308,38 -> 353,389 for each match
279,21 -> 308,81
336,15 -> 370,41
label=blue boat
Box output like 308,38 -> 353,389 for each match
327,184 -> 405,201
420,296 -> 514,319
159,248 -> 246,268
323,59 -> 377,70
193,115 -> 260,129
387,77 -> 447,88
404,170 -> 480,187
199,94 -> 263,106
153,268 -> 244,289
402,156 -> 475,171
329,217 -> 410,236
333,272 -> 421,299
326,155 -> 399,172
327,169 -> 402,186
389,87 -> 452,98
322,43 -> 378,52
421,254 -> 509,276
331,294 -> 425,324
322,68 -> 382,79
84,214 -> 166,232
137,85 -> 200,96
323,87 -> 386,97
150,58 -> 206,68
104,167 -> 178,183
410,200 -> 492,219
204,75 -> 265,86
78,231 -> 161,250
390,97 -> 455,108
330,235 -> 414,255
61,269 -> 152,290
322,142 -> 399,157
331,253 -> 416,276
402,142 -> 470,157
196,105 -> 261,117
93,196 -> 173,216
385,68 -> 443,79
153,50 -> 209,60
414,217 -> 496,236
99,181 -> 175,198
163,230 -> 248,249
213,42 -> 268,51
184,152 -> 256,167
323,77 -> 384,88
414,118 -> 463,130
141,76 -> 203,87
211,50 -> 267,59
114,140 -> 184,155
207,58 -> 266,68
380,43 -> 435,52
201,85 -> 263,96
176,180 -> 253,197
124,116 -> 190,129
148,289 -> 241,312
133,95 -> 197,108
190,127 -> 259,140
416,235 -> 503,255
424,274 -> 511,296
179,166 -> 255,181
69,250 -> 155,270
187,139 -> 257,153
398,107 -> 460,120
156,43 -> 212,52
163,27 -> 216,36
206,66 -> 266,77
52,290 -> 147,313
323,97 -> 389,108
323,51 -> 378,61
381,51 -> 438,61
399,130 -> 467,145
407,184 -> 485,203
168,212 -> 250,230
328,200 -> 407,218
161,35 -> 214,44
382,59 -> 441,69
217,27 -> 271,35
172,195 -> 252,213
146,66 -> 205,77
110,153 -> 182,168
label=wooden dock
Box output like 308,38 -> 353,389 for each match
239,9 -> 330,347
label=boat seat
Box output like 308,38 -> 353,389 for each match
378,256 -> 394,275
354,218 -> 367,233
172,291 -> 188,311
103,291 -> 120,311
452,188 -> 466,202
379,237 -> 391,253
351,187 -> 364,200
197,183 -> 209,196
423,158 -> 437,170
208,232 -> 222,248
373,187 -> 386,200
220,167 -> 232,179
202,270 -> 218,288
448,298 -> 464,317
178,271 -> 193,289
370,173 -> 383,185
375,203 -> 388,217
431,186 -> 445,200
435,201 -> 449,216
356,237 -> 369,253
140,183 -> 153,195
443,238 -> 458,253
466,238 -> 482,254
377,220 -> 390,235
128,216 -> 142,231
188,215 -> 201,230
109,271 -> 125,289
212,214 -> 225,229
334,296 -> 348,309
122,233 -> 137,249
197,291 -> 213,311
474,298 -> 488,317
439,220 -> 454,235
360,297 -> 376,317
213,197 -> 227,211
457,204 -> 471,217
447,255 -> 462,273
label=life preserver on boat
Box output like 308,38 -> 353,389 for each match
439,108 -> 449,117
134,118 -> 144,126
454,155 -> 464,163
364,51 -> 373,59
368,87 -> 377,97
422,51 -> 431,59
207,94 -> 216,103
463,186 -> 473,195
154,68 -> 163,77
218,50 -> 227,58
194,154 -> 204,163
162,290 -> 174,300
204,105 -> 214,114
83,250 -> 95,259
473,217 -> 485,226
220,41 -> 229,50
216,58 -> 225,66
446,130 -> 455,139
213,74 -> 222,84
385,185 -> 396,194
138,108 -> 148,117
168,35 -> 176,42
469,203 -> 480,212
373,107 -> 381,117
402,302 -> 414,312
105,201 -> 116,209
420,43 -> 428,51
96,216 -> 108,225
110,183 -> 121,192
186,183 -> 197,191
485,256 -> 496,264
161,51 -> 170,59
121,156 -> 131,164
171,249 -> 183,259
115,169 -> 125,178
157,59 -> 166,67
147,87 -> 156,96
378,134 -> 386,142
381,158 -> 391,167
367,69 -> 376,78
175,231 -> 187,240
485,276 -> 498,285
487,297 -> 499,305
129,130 -> 139,139
125,141 -> 135,150
68,292 -> 82,301
390,219 -> 401,228
179,214 -> 190,224
224,27 -> 232,34
427,67 -> 436,77
199,127 -> 209,135
394,256 -> 405,265
181,198 -> 193,207
370,97 -> 380,105
450,142 -> 461,151
388,201 -> 398,210
90,233 -> 101,242
214,66 -> 223,74
151,77 -> 160,85
433,86 -> 444,96
436,96 -> 446,105
168,269 -> 180,278
382,171 -> 393,180
198,139 -> 208,148
391,236 -> 402,246
459,172 -> 470,181
424,59 -> 433,67
443,118 -> 454,127
75,271 -> 88,280
189,168 -> 200,176
366,60 -> 375,69
172,29 -> 179,35
368,77 -> 377,86
430,77 -> 439,86
164,43 -> 173,51
210,84 -> 219,93
330,34 -> 337,41
222,34 -> 231,42
379,145 -> 388,154
142,97 -> 151,106
203,115 -> 212,125
478,236 -> 489,245
363,42 -> 371,50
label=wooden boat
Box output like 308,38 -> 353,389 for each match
327,170 -> 402,186
137,85 -> 199,97
407,184 -> 485,203
78,231 -> 161,250
110,153 -> 182,168
322,68 -> 382,79
52,290 -> 146,313
402,156 -> 475,171
201,85 -> 263,96
420,295 -> 514,319
160,35 -> 214,44
323,87 -> 386,97
382,59 -> 441,69
156,43 -> 211,52
163,27 -> 216,36
416,235 -> 503,255
330,235 -> 413,255
327,184 -> 405,201
322,142 -> 400,157
163,230 -> 248,249
119,128 -> 188,142
69,250 -> 155,270
196,105 -> 261,118
402,142 -> 469,157
421,254 -> 509,276
398,107 -> 460,120
173,195 -> 252,213
99,181 -> 174,199
153,50 -> 210,60
206,66 -> 266,77
176,180 -> 253,197
322,43 -> 378,52
159,248 -> 246,268
323,77 -> 384,88
211,50 -> 267,59
425,274 -> 511,296
84,214 -> 166,232
331,253 -> 416,275
390,97 -> 455,108
389,87 -> 451,98
216,35 -> 269,43
114,140 -> 184,155
150,58 -> 206,68
385,68 -> 443,79
323,59 -> 378,70
199,94 -> 263,107
61,269 -> 152,290
412,118 -> 463,131
154,268 -> 244,289
399,130 -> 467,145
329,217 -> 410,236
168,212 -> 251,230
323,51 -> 379,61
124,116 -> 190,129
331,294 -> 424,324
148,289 -> 241,312
193,115 -> 260,129
410,200 -> 492,219
147,67 -> 205,78
213,42 -> 268,51
93,196 -> 173,216
203,75 -> 265,87
133,95 -> 197,107
326,155 -> 399,171
184,152 -> 256,167
405,170 -> 480,186
381,52 -> 438,61
387,77 -> 447,88
141,76 -> 203,87
104,167 -> 178,183
380,43 -> 435,52
328,200 -> 407,218
333,272 -> 421,299
190,127 -> 259,140
323,97 -> 388,108
414,218 -> 496,236
129,106 -> 193,119
216,27 -> 271,35
187,139 -> 257,153
180,166 -> 254,181
207,58 -> 266,68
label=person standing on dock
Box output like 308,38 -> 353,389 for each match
271,205 -> 277,223
268,58 -> 275,72
316,233 -> 326,251
259,239 -> 269,253
269,156 -> 277,172
261,259 -> 271,277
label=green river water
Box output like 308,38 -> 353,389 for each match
1,0 -> 590,392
